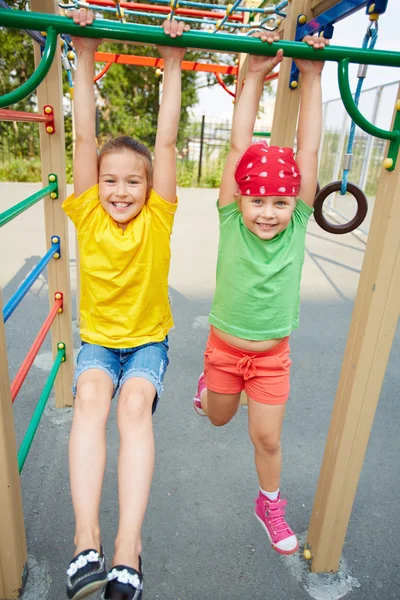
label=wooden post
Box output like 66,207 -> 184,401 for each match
0,289 -> 28,600
32,0 -> 74,408
307,85 -> 400,573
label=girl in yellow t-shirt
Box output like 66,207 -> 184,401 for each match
63,10 -> 187,600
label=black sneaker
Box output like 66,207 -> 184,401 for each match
66,547 -> 108,600
101,559 -> 143,600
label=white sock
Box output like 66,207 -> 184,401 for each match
260,487 -> 279,501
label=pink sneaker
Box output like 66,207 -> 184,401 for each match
254,492 -> 298,555
193,373 -> 206,416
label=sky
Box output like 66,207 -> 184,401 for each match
193,2 -> 400,120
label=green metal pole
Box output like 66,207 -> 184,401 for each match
18,346 -> 65,474
338,59 -> 399,142
0,25 -> 57,108
0,180 -> 58,227
0,9 -> 399,66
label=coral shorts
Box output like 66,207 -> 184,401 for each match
204,328 -> 292,405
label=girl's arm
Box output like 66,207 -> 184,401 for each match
153,20 -> 188,204
219,33 -> 283,207
295,35 -> 329,207
67,9 -> 100,198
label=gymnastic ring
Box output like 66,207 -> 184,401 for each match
313,181 -> 368,235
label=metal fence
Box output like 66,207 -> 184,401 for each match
178,80 -> 398,238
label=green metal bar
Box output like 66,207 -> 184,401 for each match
0,9 -> 399,67
0,179 -> 58,227
338,59 -> 399,142
18,345 -> 65,473
386,103 -> 400,171
254,131 -> 271,137
0,25 -> 57,108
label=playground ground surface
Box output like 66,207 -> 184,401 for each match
0,182 -> 399,600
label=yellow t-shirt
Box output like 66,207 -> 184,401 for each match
63,184 -> 177,348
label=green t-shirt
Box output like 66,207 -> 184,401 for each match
209,198 -> 313,340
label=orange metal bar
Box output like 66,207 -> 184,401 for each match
0,107 -> 52,124
94,51 -> 238,74
215,71 -> 235,98
94,61 -> 113,82
88,0 -> 244,22
10,296 -> 63,403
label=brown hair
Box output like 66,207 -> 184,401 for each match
98,136 -> 153,195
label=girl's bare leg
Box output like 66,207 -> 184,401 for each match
200,389 -> 241,426
113,377 -> 156,571
247,398 -> 286,491
69,369 -> 113,555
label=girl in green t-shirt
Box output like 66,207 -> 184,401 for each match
193,31 -> 329,556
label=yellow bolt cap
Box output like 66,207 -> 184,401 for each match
304,549 -> 312,560
58,342 -> 65,349
369,13 -> 379,21
67,50 -> 75,60
49,175 -> 56,182
298,14 -> 307,24
290,80 -> 298,89
44,106 -> 52,114
52,236 -> 58,243
55,292 -> 62,299
50,192 -> 57,199
396,99 -> 400,111
53,252 -> 60,259
368,3 -> 375,11
276,19 -> 281,26
46,126 -> 54,134
383,158 -> 393,170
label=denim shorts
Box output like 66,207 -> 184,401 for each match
73,337 -> 169,414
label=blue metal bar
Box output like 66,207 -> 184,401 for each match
3,238 -> 60,323
296,0 -> 368,40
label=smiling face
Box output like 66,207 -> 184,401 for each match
239,194 -> 296,239
98,149 -> 150,230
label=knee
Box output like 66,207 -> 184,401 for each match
118,390 -> 152,423
250,431 -> 281,455
208,414 -> 233,427
75,380 -> 111,420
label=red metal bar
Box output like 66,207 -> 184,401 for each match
88,0 -> 243,22
216,69 -> 279,99
0,108 -> 53,124
11,295 -> 63,403
94,61 -> 113,82
215,71 -> 235,98
94,51 -> 238,74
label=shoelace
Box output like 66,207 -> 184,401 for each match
237,356 -> 257,380
264,499 -> 291,534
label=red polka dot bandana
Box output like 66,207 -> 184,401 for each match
234,141 -> 301,197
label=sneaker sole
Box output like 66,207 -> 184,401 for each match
254,510 -> 299,556
71,578 -> 108,600
193,397 -> 206,416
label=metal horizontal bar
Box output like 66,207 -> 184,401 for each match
297,0 -> 368,39
0,181 -> 58,227
18,345 -> 65,473
0,108 -> 52,124
88,0 -> 244,21
94,51 -> 238,74
1,9 -> 399,66
3,241 -> 60,323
